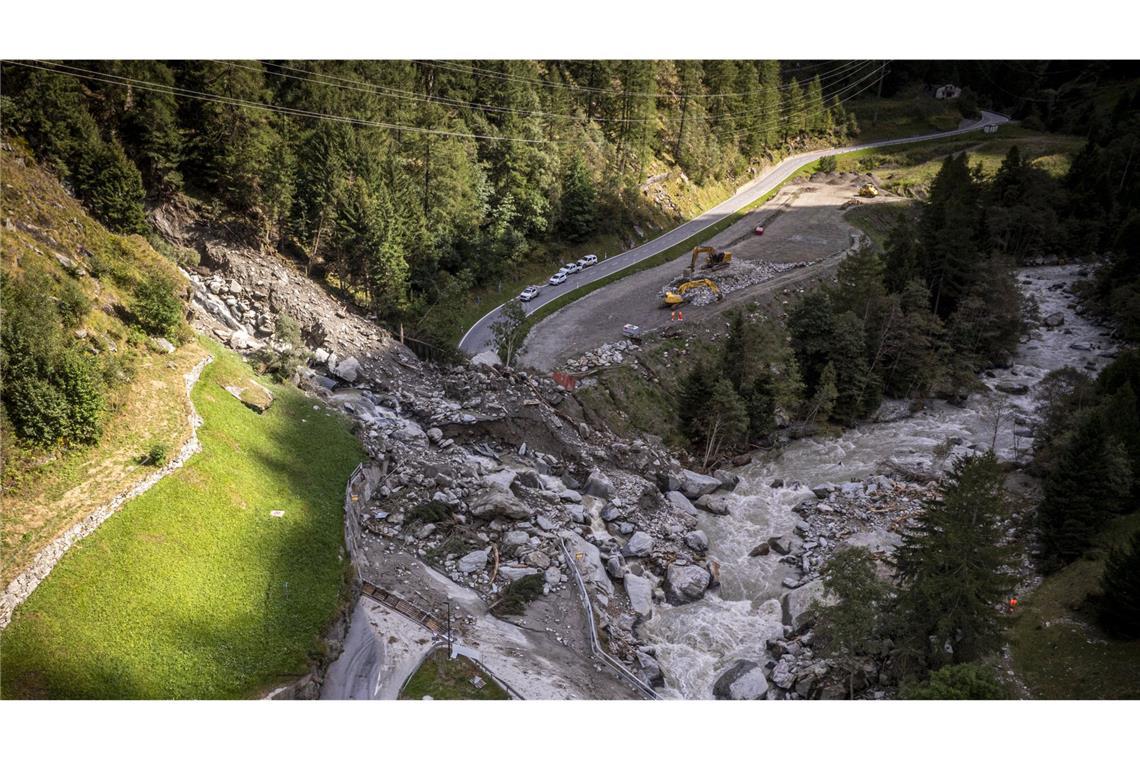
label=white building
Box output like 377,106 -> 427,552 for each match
934,84 -> 962,100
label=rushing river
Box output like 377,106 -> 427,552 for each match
642,265 -> 1121,699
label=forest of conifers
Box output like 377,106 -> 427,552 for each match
1,60 -> 1136,344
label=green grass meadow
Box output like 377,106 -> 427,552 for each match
0,339 -> 363,699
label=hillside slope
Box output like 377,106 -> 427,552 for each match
1,141 -> 206,588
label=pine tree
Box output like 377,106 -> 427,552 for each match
678,362 -> 715,443
788,290 -> 836,394
811,362 -> 838,422
785,79 -> 806,138
920,153 -> 981,317
742,371 -> 777,441
757,61 -> 783,148
1038,413 -> 1132,566
830,311 -> 878,425
693,379 -> 749,467
831,243 -> 887,322
812,546 -> 890,697
557,156 -> 597,243
894,452 -> 1015,674
806,75 -> 826,134
1095,531 -> 1140,639
884,214 -> 922,293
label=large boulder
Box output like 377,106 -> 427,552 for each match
680,469 -> 721,500
713,660 -> 769,700
471,350 -> 500,367
333,356 -> 361,383
483,469 -> 518,493
583,469 -> 616,499
457,549 -> 489,574
713,469 -> 740,491
657,470 -> 683,494
781,579 -> 833,631
500,565 -> 539,582
666,563 -> 711,603
624,573 -> 654,618
665,490 -> 699,516
695,494 -> 732,516
469,489 -> 533,520
624,531 -> 654,557
562,531 -> 614,595
636,651 -> 665,687
685,530 -> 709,553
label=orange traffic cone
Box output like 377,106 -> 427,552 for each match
678,310 -> 684,321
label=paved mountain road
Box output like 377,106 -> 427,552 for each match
458,111 -> 1009,357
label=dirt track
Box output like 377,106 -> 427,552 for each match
520,175 -> 901,372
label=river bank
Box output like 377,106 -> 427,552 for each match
642,264 -> 1121,699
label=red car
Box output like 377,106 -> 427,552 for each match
754,225 -> 765,236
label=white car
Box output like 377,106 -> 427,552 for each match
562,261 -> 583,275
582,254 -> 598,267
518,285 -> 540,302
548,271 -> 568,286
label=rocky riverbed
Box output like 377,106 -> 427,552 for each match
640,264 -> 1122,700
172,203 -> 1117,702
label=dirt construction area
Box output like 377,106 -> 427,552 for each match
520,173 -> 903,372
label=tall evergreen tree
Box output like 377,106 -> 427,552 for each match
1038,413 -> 1132,566
894,452 -> 1015,674
1095,531 -> 1140,639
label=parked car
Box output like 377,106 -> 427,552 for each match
518,285 -> 540,302
582,254 -> 598,266
754,225 -> 765,236
562,261 -> 582,274
548,271 -> 568,286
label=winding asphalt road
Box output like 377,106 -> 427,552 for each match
459,110 -> 1009,356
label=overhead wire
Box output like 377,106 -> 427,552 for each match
248,58 -> 874,126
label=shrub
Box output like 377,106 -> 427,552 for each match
141,442 -> 170,467
818,155 -> 838,173
495,573 -> 545,616
1,277 -> 106,446
900,663 -> 1007,699
409,501 -> 452,525
56,277 -> 91,327
132,274 -> 183,340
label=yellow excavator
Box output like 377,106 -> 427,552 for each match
858,183 -> 879,198
663,278 -> 722,307
684,245 -> 733,276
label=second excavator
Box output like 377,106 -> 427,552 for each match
684,245 -> 733,277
